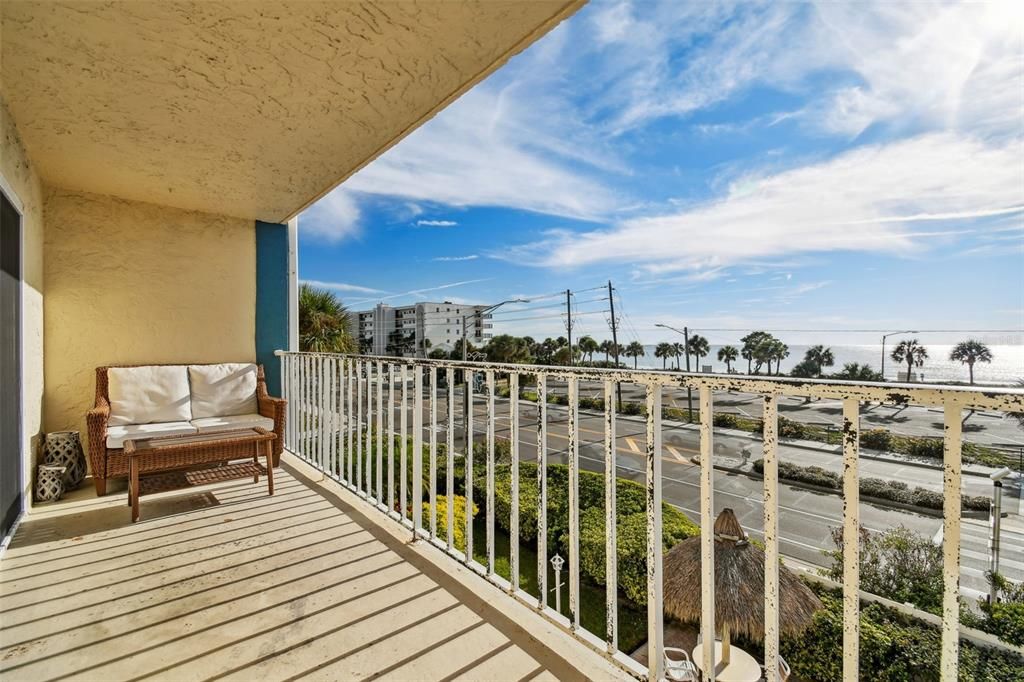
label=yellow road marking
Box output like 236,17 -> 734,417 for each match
666,445 -> 686,462
625,437 -> 641,454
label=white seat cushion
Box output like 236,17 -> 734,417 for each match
108,366 -> 192,426
190,413 -> 274,434
106,421 -> 198,448
188,363 -> 258,419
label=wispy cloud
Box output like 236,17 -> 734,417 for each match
432,255 -> 479,262
297,188 -> 360,242
506,133 -> 1023,271
349,278 -> 493,307
416,219 -> 459,227
300,279 -> 386,294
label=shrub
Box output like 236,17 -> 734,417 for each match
963,494 -> 992,512
521,390 -> 539,402
620,401 -> 647,417
713,413 -> 739,428
860,477 -> 911,504
860,428 -> 893,451
778,416 -> 807,439
427,495 -> 478,552
579,396 -> 605,411
904,437 -> 944,460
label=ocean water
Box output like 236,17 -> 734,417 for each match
632,344 -> 1024,385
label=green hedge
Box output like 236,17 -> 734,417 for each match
753,459 -> 990,512
492,462 -> 698,605
782,584 -> 1024,681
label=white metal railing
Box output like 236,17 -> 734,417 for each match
275,350 -> 1024,681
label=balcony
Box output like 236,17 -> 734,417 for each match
273,352 -> 1024,681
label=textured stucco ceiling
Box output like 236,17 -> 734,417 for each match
1,0 -> 584,222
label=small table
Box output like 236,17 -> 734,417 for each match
124,427 -> 276,522
691,641 -> 761,682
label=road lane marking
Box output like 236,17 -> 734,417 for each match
666,445 -> 686,462
625,437 -> 641,454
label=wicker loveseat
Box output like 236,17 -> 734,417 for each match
87,363 -> 286,496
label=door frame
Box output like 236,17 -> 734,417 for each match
0,170 -> 26,555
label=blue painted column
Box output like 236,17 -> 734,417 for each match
256,221 -> 290,397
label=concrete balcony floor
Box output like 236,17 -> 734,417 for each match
1,455 -> 619,681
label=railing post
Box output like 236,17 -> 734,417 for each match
842,397 -> 860,682
568,375 -> 580,627
376,360 -> 383,504
465,369 -> 474,564
762,393 -> 780,682
604,379 -> 618,653
430,367 -> 438,539
347,358 -> 354,487
356,359 -> 363,495
699,384 -> 716,680
510,372 -> 520,592
487,369 -> 496,576
645,384 -> 664,682
447,366 -> 456,552
400,364 -> 408,520
537,373 -> 548,609
317,355 -> 325,471
941,400 -> 963,681
388,364 -> 395,511
412,365 -> 423,538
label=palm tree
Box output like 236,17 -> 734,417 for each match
672,342 -> 685,370
625,341 -> 645,369
741,331 -> 771,374
599,340 -> 613,363
890,339 -> 928,382
804,345 -> 836,377
485,335 -> 532,364
299,284 -> 356,353
687,334 -> 710,372
578,336 -> 599,365
770,340 -> 790,375
949,340 -> 992,385
717,345 -> 739,373
655,342 -> 674,369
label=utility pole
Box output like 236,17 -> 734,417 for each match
655,323 -> 694,421
607,280 -> 622,409
565,289 -> 573,366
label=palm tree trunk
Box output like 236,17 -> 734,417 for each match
968,361 -> 974,384
907,359 -> 914,382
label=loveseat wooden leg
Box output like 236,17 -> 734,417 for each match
93,476 -> 107,496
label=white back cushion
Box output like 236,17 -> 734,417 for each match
188,363 -> 258,419
108,366 -> 193,426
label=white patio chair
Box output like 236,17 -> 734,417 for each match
663,647 -> 699,681
778,655 -> 791,681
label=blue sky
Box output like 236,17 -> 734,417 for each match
298,0 -> 1024,348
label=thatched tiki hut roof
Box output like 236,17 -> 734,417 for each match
663,508 -> 822,641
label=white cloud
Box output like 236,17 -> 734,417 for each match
508,133 -> 1024,270
432,255 -> 479,262
300,279 -> 385,294
416,220 -> 458,227
349,278 -> 493,306
298,187 -> 360,242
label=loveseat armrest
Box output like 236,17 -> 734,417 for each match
87,397 -> 111,480
258,395 -> 287,458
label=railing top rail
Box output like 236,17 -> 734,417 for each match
274,350 -> 1024,412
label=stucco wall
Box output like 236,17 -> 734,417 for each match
43,189 -> 255,452
1,95 -> 45,509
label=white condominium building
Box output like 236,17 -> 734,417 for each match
350,301 -> 493,357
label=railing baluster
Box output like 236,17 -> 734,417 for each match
376,360 -> 384,504
941,400 -> 964,681
447,367 -> 456,552
300,354 -> 307,459
318,355 -> 326,471
326,356 -> 334,475
356,359 -> 363,495
568,375 -> 579,627
604,379 -> 618,653
412,365 -> 424,538
465,369 -> 474,565
763,393 -> 780,681
346,358 -> 354,486
365,361 -> 374,493
430,367 -> 438,538
645,383 -> 664,682
400,364 -> 408,520
510,372 -> 520,593
537,374 -> 548,609
487,369 -> 496,576
699,384 -> 715,680
281,355 -> 290,451
388,364 -> 396,513
842,397 -> 860,682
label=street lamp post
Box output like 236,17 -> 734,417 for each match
656,323 -> 694,420
461,299 -> 528,450
880,330 -> 918,381
989,467 -> 1012,603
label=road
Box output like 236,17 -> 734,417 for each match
545,379 -> 1024,449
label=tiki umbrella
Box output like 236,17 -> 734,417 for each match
663,508 -> 822,663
